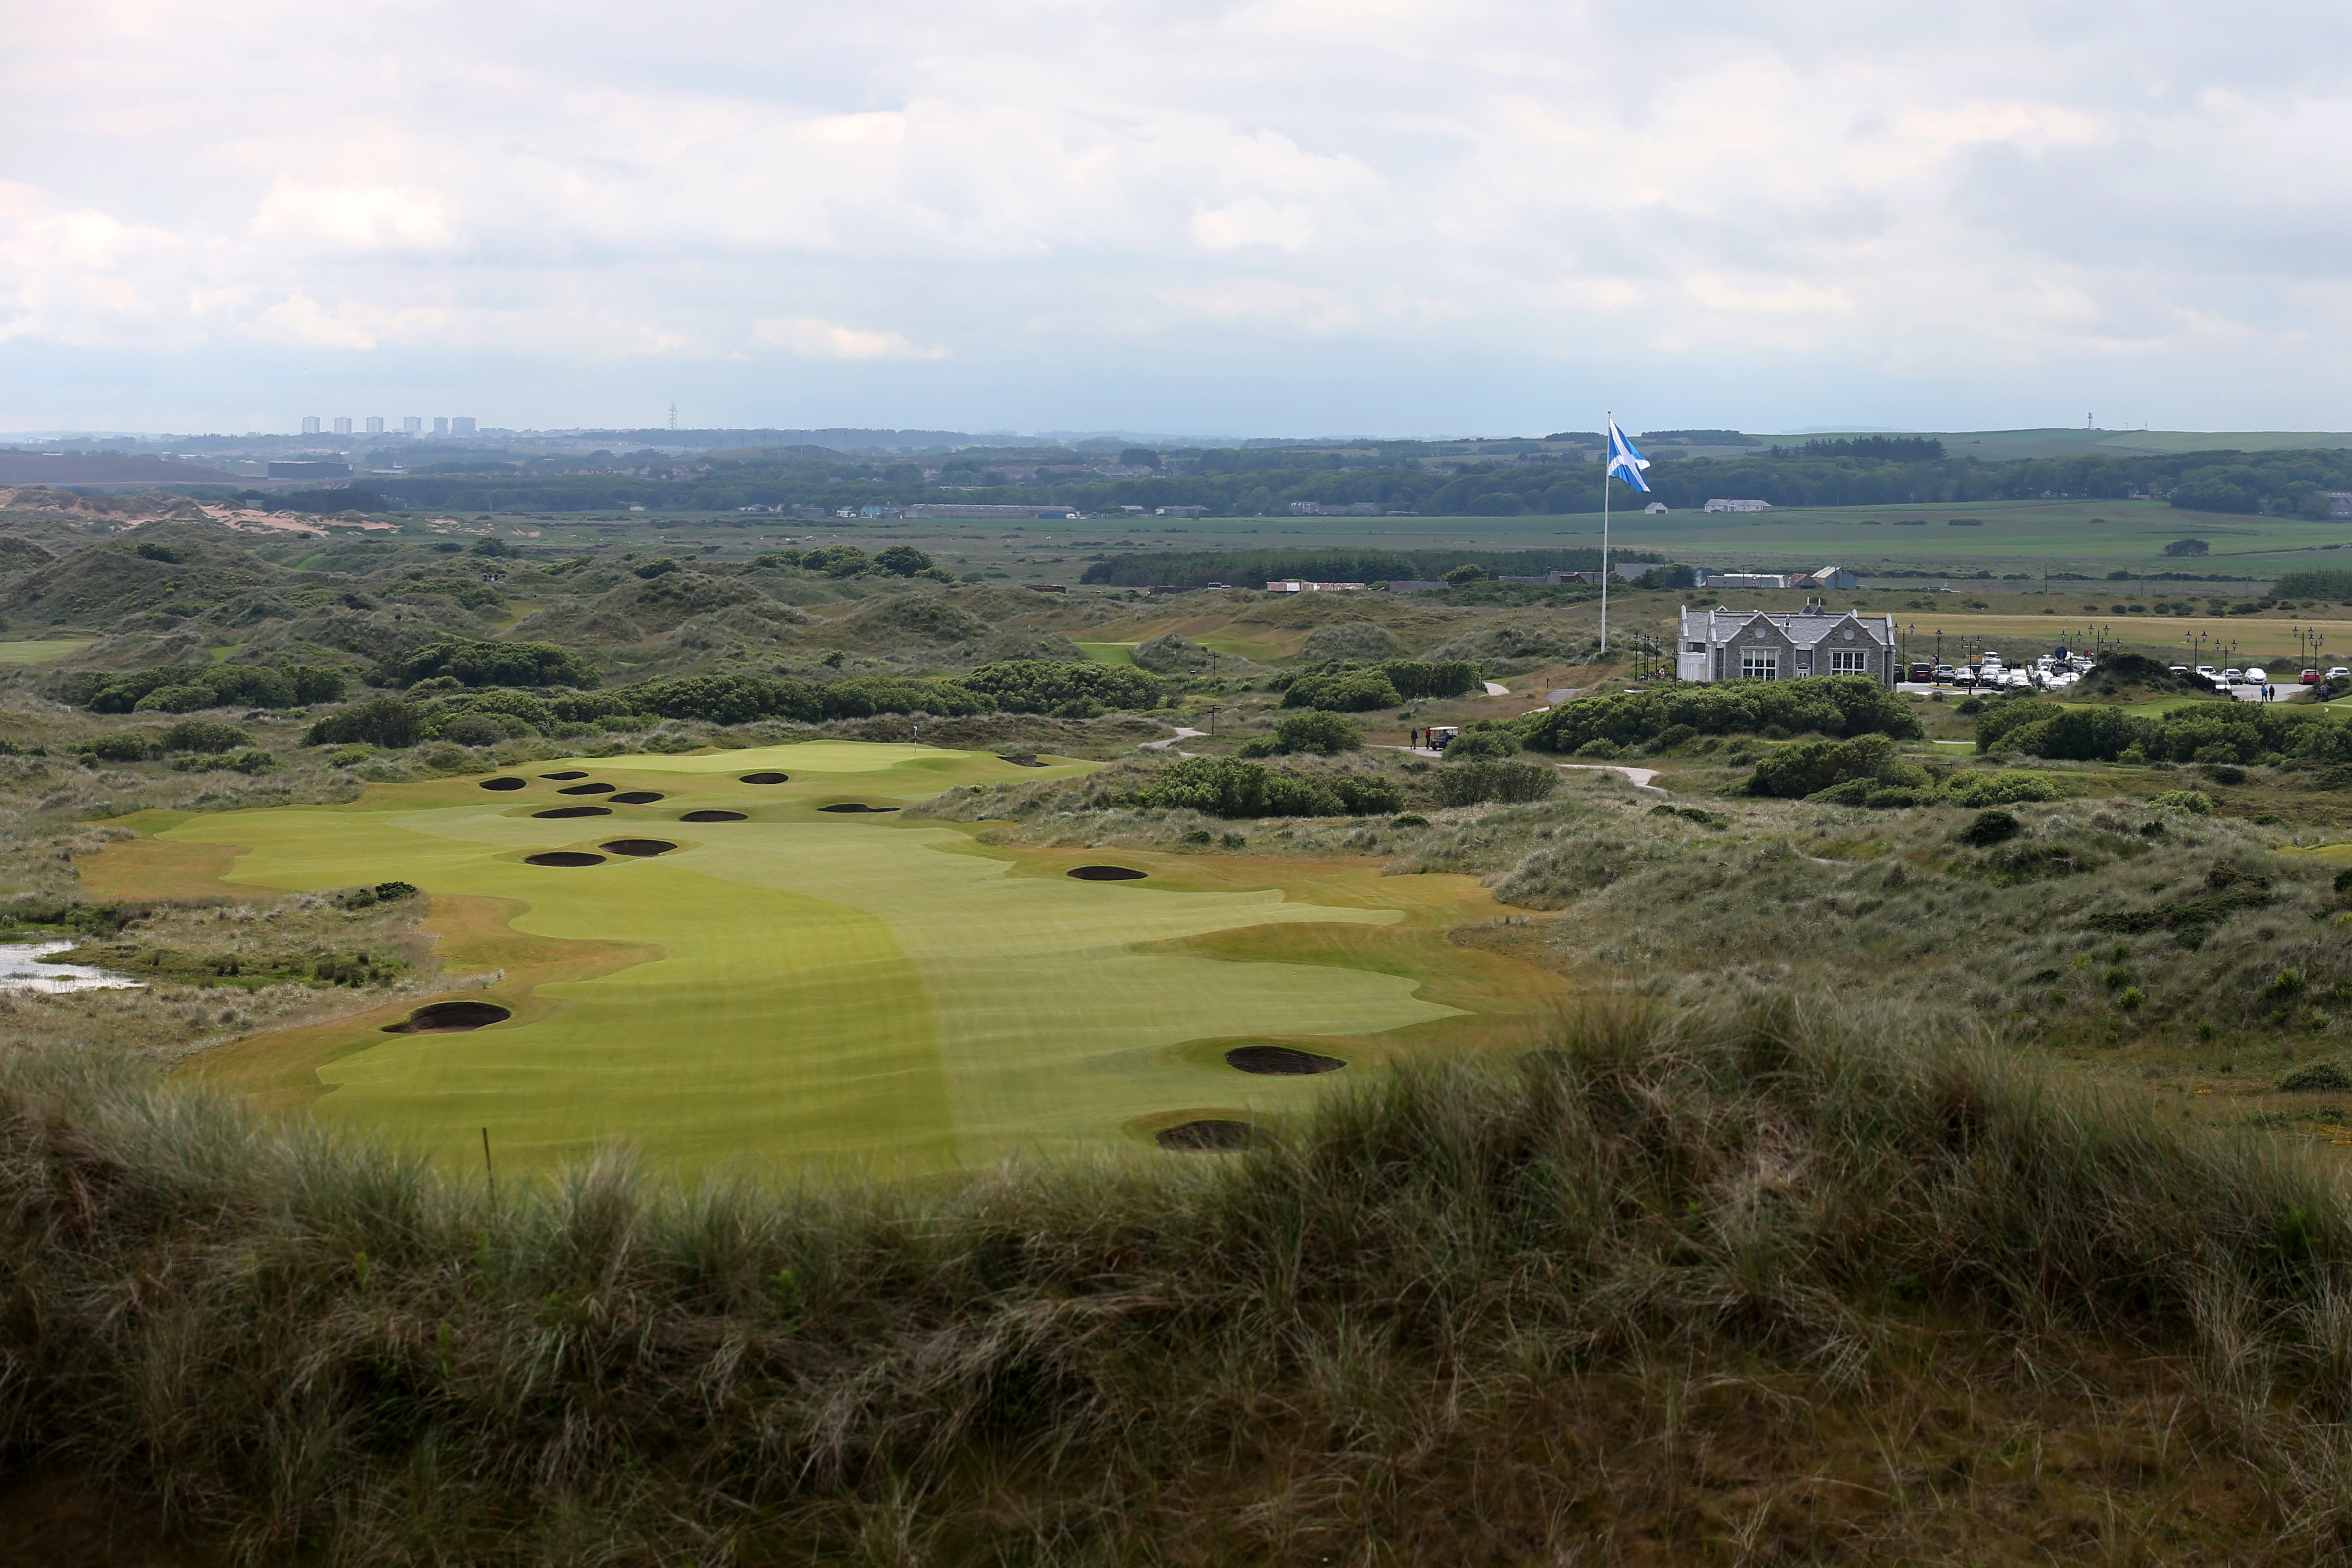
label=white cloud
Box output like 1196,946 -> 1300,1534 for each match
245,295 -> 376,350
750,317 -> 946,360
3,1 -> 2352,429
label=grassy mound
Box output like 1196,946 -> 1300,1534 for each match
4,996 -> 2352,1562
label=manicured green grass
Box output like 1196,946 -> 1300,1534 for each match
107,743 -> 1467,1175
1076,641 -> 1139,665
0,639 -> 94,664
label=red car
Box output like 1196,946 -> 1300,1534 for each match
2302,668 -> 2322,685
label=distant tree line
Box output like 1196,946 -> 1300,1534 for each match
1080,548 -> 1606,588
323,443 -> 2352,521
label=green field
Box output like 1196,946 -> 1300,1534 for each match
1076,641 -> 1138,665
0,638 -> 94,664
88,743 -> 1508,1175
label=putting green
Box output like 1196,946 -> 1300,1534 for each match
90,743 -> 1514,1175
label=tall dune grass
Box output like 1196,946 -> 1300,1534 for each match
5,995 -> 2352,1562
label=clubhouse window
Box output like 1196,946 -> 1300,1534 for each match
1740,648 -> 1779,681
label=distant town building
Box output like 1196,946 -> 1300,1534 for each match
432,417 -> 449,437
1266,580 -> 1369,593
1677,605 -> 1896,686
332,417 -> 352,435
402,416 -> 422,434
1644,501 -> 1669,514
450,417 -> 477,436
901,503 -> 1079,519
267,460 -> 352,479
1288,501 -> 1387,515
2331,492 -> 2352,518
1696,572 -> 1792,590
364,416 -> 384,434
1381,580 -> 1450,593
300,416 -> 321,435
1155,505 -> 1207,517
1703,498 -> 1772,513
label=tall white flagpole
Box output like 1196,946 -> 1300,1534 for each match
1599,410 -> 1611,653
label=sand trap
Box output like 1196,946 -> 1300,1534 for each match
525,851 -> 607,867
1068,865 -> 1146,882
679,810 -> 746,822
532,806 -> 612,819
1156,1119 -> 1263,1152
608,791 -> 664,804
739,771 -> 790,784
1002,754 -> 1047,767
817,803 -> 899,813
557,782 -> 615,795
541,771 -> 589,780
383,1000 -> 512,1034
1225,1045 -> 1344,1075
600,839 -> 677,857
479,777 -> 527,792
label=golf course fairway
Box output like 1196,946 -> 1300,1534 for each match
82,742 -> 1551,1175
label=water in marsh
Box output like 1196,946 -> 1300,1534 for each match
0,939 -> 145,993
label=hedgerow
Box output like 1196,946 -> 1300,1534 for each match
1524,675 -> 1922,753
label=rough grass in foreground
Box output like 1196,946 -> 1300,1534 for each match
8,995 -> 2352,1562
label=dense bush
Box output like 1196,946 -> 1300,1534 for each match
1280,669 -> 1402,712
1978,694 -> 2352,766
1747,733 -> 1930,799
304,696 -> 424,749
1255,711 -> 1364,755
960,659 -> 1162,715
388,639 -> 601,690
77,663 -> 344,713
1524,675 -> 1922,753
1432,760 -> 1557,807
157,720 -> 250,754
1139,757 -> 1400,817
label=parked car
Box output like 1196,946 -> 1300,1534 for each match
1933,665 -> 1956,683
2221,668 -> 2245,683
2169,665 -> 2190,674
2246,667 -> 2270,685
2330,667 -> 2350,682
1907,661 -> 1935,682
2302,669 -> 2322,685
2195,665 -> 2216,679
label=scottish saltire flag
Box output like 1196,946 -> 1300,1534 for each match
1606,418 -> 1651,493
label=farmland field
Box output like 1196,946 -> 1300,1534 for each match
0,639 -> 94,664
79,743 -> 1544,1175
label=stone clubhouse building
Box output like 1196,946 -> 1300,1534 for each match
1675,605 -> 1900,686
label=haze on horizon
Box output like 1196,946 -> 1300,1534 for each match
6,0 -> 2350,440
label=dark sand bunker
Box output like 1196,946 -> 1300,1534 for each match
525,851 -> 607,867
600,839 -> 677,857
1225,1045 -> 1345,1075
558,782 -> 615,795
541,770 -> 589,780
479,777 -> 527,791
739,771 -> 790,784
818,803 -> 900,813
1068,864 -> 1146,882
383,1000 -> 512,1034
1002,754 -> 1048,768
532,806 -> 612,819
1156,1119 -> 1264,1152
608,791 -> 665,804
680,809 -> 747,822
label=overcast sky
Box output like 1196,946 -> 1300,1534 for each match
6,0 -> 2349,438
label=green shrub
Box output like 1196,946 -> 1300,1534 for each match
158,719 -> 249,754
388,640 -> 601,690
1280,670 -> 1403,712
1268,711 -> 1363,754
1138,757 -> 1393,818
1959,809 -> 2021,847
2151,789 -> 2215,815
1752,734 -> 1928,799
1432,760 -> 1558,808
961,660 -> 1162,714
1525,675 -> 1921,754
1944,771 -> 2067,807
305,696 -> 424,750
131,684 -> 218,714
2280,1059 -> 2352,1092
1442,729 -> 1517,762
78,732 -> 157,763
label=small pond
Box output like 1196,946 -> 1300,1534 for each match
0,940 -> 145,993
